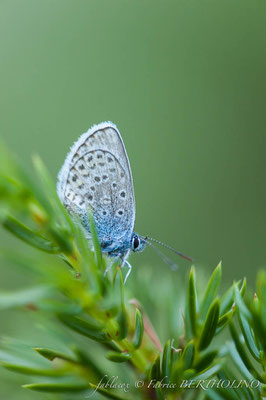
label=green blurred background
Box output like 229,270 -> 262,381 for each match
0,0 -> 266,397
1,0 -> 266,281
1,0 -> 266,282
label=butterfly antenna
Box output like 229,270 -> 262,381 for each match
144,236 -> 193,262
145,240 -> 178,270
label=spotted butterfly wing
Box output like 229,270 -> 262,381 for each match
57,122 -> 136,253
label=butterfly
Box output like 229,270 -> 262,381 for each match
57,122 -> 192,281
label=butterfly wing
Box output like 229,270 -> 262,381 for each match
57,122 -> 136,249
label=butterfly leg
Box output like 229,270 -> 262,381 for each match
104,254 -> 120,276
123,260 -> 132,284
120,250 -> 132,283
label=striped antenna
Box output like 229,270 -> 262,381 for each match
144,236 -> 193,262
145,240 -> 178,270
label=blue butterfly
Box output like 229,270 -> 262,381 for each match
57,122 -> 191,281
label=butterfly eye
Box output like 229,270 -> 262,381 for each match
132,236 -> 140,251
